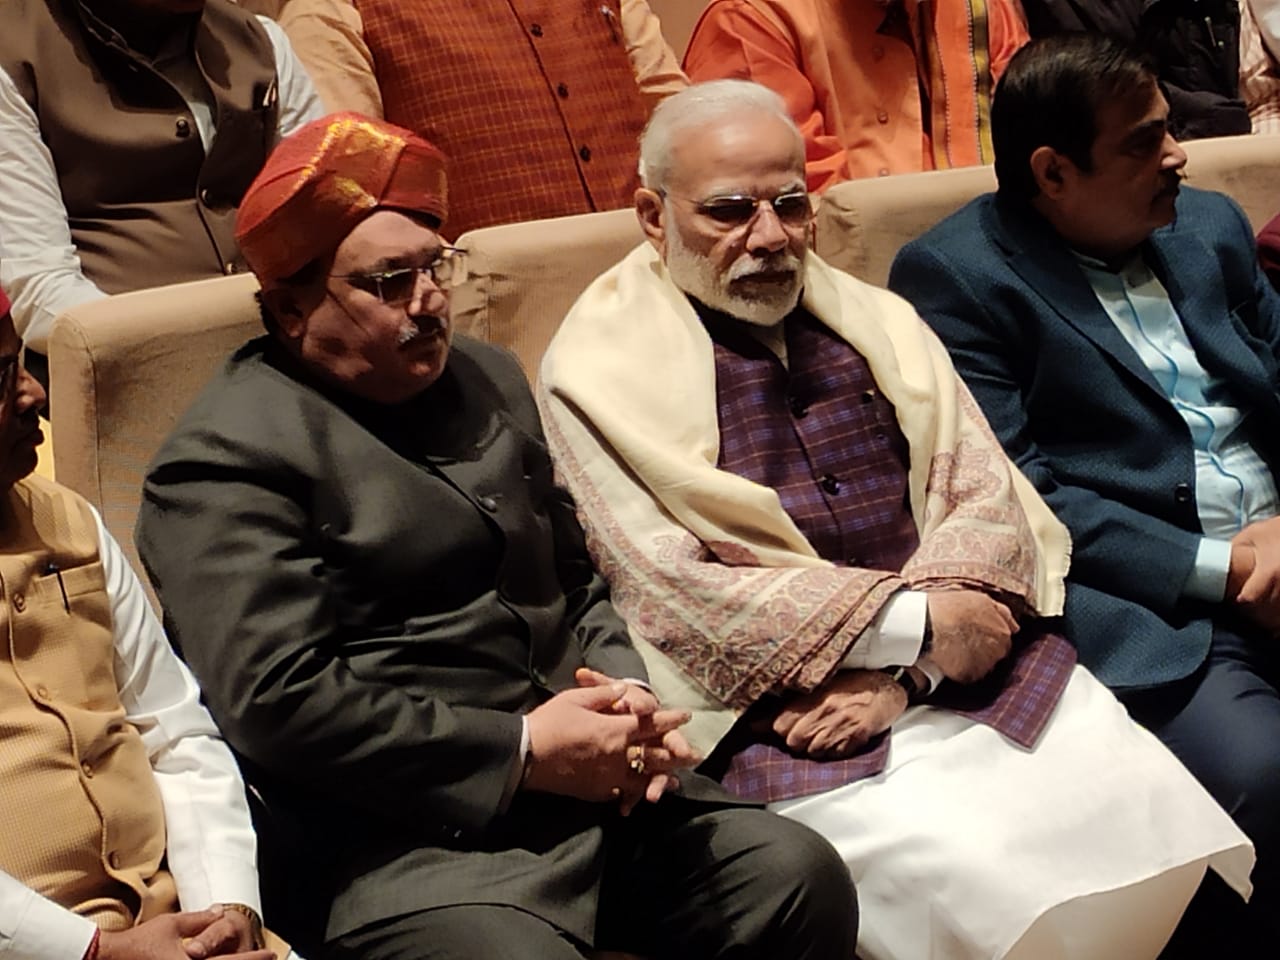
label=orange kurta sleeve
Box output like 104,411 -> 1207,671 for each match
683,1 -> 850,193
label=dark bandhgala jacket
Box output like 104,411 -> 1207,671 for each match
889,186 -> 1280,691
136,335 -> 722,944
0,0 -> 279,293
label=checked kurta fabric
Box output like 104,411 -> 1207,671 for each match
703,306 -> 1074,802
355,0 -> 650,239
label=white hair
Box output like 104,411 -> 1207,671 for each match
637,79 -> 801,191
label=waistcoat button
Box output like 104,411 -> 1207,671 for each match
821,474 -> 841,495
13,592 -> 25,612
175,117 -> 191,138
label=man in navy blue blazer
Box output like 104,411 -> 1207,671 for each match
889,32 -> 1280,954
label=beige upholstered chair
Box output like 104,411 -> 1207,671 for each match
814,133 -> 1280,286
48,272 -> 263,599
451,207 -> 645,380
1180,133 -> 1280,228
814,165 -> 997,285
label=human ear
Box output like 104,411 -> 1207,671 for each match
635,187 -> 668,256
261,286 -> 308,339
1029,146 -> 1070,200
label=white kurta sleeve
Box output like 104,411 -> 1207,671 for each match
0,873 -> 96,960
0,69 -> 107,352
95,507 -> 263,915
257,15 -> 326,140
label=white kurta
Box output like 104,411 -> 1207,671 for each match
772,666 -> 1254,960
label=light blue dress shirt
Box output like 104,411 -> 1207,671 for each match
1077,253 -> 1279,602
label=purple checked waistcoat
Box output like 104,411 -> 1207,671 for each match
700,305 -> 1075,802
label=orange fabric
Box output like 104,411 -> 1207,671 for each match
684,0 -> 1028,192
235,113 -> 448,289
355,0 -> 651,239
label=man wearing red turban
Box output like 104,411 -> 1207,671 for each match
136,113 -> 857,960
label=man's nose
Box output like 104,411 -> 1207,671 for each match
1162,132 -> 1188,172
746,201 -> 789,255
15,368 -> 47,417
407,271 -> 448,315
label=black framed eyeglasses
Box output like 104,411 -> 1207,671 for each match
661,190 -> 812,227
332,245 -> 468,304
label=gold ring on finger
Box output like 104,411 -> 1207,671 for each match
627,744 -> 646,776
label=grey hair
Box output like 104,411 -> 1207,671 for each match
637,79 -> 801,191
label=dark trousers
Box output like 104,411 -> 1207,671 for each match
1121,625 -> 1280,957
329,803 -> 857,960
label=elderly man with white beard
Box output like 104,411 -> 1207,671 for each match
536,79 -> 1256,960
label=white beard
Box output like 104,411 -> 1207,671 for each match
664,225 -> 804,327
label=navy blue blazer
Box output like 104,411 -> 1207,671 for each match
889,186 -> 1280,690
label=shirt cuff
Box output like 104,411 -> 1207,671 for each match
0,886 -> 97,960
1184,537 -> 1233,603
915,657 -> 945,695
841,590 -> 928,670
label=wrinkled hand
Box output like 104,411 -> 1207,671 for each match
524,683 -> 697,812
771,669 -> 907,759
926,589 -> 1017,684
1229,518 -> 1280,634
97,909 -> 275,960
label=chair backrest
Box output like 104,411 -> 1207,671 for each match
814,133 -> 1280,287
1180,133 -> 1280,229
49,272 -> 263,597
451,207 -> 645,379
814,165 -> 997,285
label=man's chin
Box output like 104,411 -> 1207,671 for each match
720,286 -> 802,327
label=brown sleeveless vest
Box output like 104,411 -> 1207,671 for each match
355,0 -> 651,238
0,0 -> 279,294
0,476 -> 175,930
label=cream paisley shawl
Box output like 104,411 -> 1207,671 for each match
538,243 -> 1070,753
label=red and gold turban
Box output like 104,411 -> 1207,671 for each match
236,113 -> 449,289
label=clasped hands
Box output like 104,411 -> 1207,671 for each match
523,667 -> 700,815
96,904 -> 273,960
766,589 -> 1018,760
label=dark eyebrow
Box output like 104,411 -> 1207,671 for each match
1122,118 -> 1168,149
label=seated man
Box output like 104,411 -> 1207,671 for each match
0,0 -> 324,357
0,284 -> 280,960
249,0 -> 688,239
537,79 -> 1253,960
682,0 -> 1028,190
889,33 -> 1280,953
134,113 -> 857,960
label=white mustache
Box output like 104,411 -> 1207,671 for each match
728,254 -> 803,282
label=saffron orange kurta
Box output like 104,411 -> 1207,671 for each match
684,0 -> 1028,191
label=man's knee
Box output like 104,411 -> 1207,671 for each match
330,905 -> 584,960
710,808 -> 858,955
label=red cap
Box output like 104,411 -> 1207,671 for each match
235,113 -> 449,289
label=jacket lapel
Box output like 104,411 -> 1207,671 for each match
1147,226 -> 1276,403
988,197 -> 1167,400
